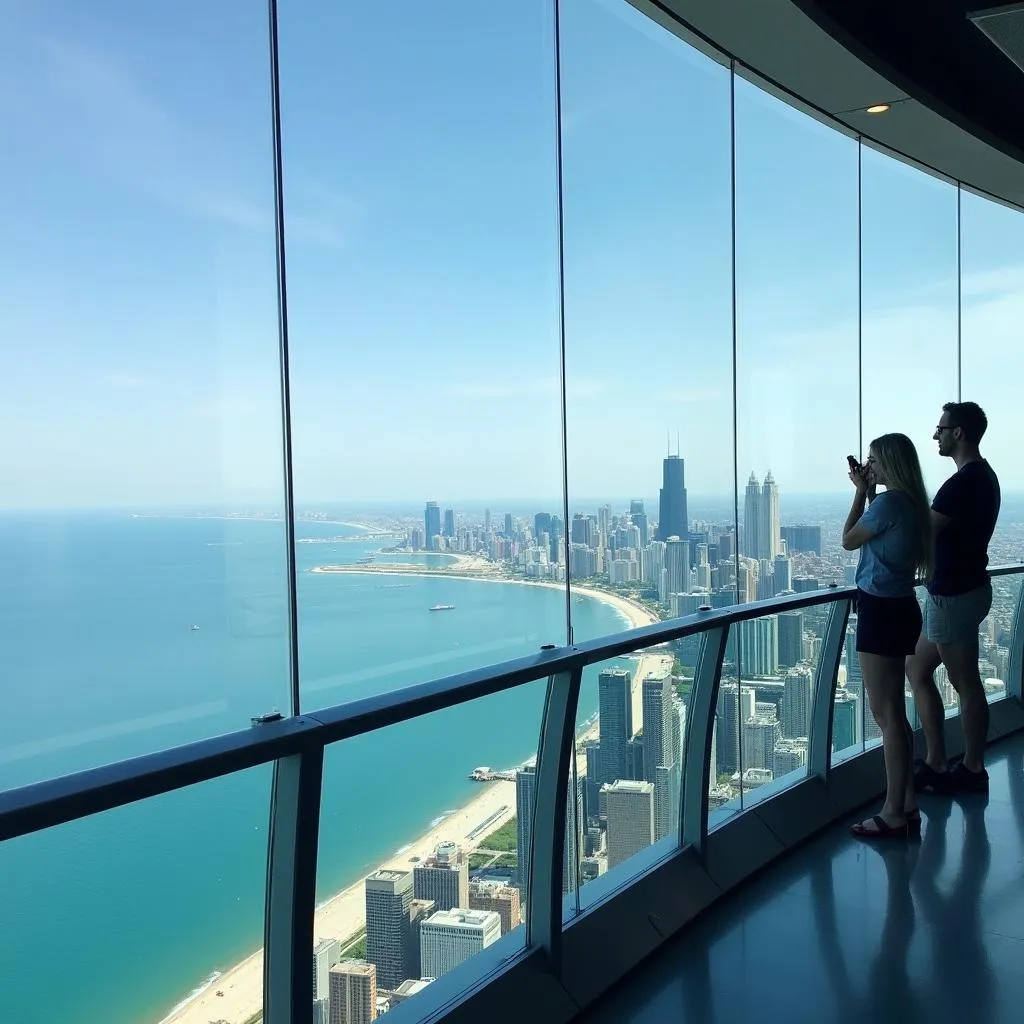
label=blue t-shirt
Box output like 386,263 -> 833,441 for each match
854,490 -> 920,598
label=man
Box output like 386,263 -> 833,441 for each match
908,401 -> 1000,792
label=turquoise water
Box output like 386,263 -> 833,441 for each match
0,514 -> 627,1024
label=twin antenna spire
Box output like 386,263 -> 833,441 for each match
666,431 -> 681,457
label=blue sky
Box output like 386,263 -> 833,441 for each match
1,0 -> 1021,510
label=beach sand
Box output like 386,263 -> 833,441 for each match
161,781 -> 516,1024
159,573 -> 663,1024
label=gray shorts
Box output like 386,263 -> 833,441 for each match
923,581 -> 992,646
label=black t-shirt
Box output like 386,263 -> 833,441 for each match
929,460 -> 1001,596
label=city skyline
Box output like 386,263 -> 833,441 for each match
1,4 -> 1021,510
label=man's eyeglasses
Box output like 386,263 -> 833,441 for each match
935,425 -> 958,433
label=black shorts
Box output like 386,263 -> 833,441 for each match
855,589 -> 922,657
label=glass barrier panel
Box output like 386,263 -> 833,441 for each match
709,646 -> 741,830
959,188 -> 1020,568
0,1 -> 289,791
736,607 -> 826,806
313,679 -> 546,1018
0,767 -> 270,1024
982,574 -> 1021,702
277,1 -> 568,712
831,608 -> 866,764
558,0 -> 736,650
733,76 -> 858,802
562,650 -> 682,913
860,148 -> 958,497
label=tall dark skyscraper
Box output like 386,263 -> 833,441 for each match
424,501 -> 441,551
534,512 -> 552,542
657,455 -> 688,542
515,767 -> 581,909
365,868 -> 413,990
630,500 -> 649,546
598,668 -> 634,785
442,508 -> 455,538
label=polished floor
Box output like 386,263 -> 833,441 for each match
582,733 -> 1024,1024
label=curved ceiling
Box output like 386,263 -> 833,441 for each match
639,0 -> 1024,209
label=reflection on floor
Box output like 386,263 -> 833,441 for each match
581,732 -> 1024,1024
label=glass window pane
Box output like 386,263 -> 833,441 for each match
0,768 -> 271,1024
733,78 -> 858,805
558,0 -> 735,647
960,188 -> 1022,559
277,3 -> 567,711
0,2 -> 289,789
860,149 -> 958,495
314,681 -> 546,1017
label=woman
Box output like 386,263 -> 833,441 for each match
842,433 -> 932,839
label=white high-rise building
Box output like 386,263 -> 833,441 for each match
314,937 -> 342,1004
759,471 -> 781,559
603,779 -> 655,869
743,473 -> 761,558
420,909 -> 501,978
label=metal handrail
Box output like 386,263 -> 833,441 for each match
3,567 -> 1021,842
2,565 -> 1021,1024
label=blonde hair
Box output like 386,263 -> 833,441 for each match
869,432 -> 932,581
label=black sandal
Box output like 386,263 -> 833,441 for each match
850,814 -> 909,840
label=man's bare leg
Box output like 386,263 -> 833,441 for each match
937,640 -> 989,773
906,635 -> 945,770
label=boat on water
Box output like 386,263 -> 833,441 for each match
429,604 -> 455,612
190,624 -> 200,631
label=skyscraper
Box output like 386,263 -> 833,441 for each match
773,553 -> 792,594
743,708 -> 780,774
603,780 -> 655,869
468,881 -> 522,935
314,937 -> 342,1007
777,610 -> 804,667
781,665 -> 813,739
743,473 -> 761,558
832,689 -> 859,751
630,500 -> 649,546
739,615 -> 779,676
419,909 -> 501,979
759,471 -> 781,559
598,669 -> 634,785
780,524 -> 822,556
657,455 -> 688,542
442,508 -> 455,538
328,960 -> 377,1024
365,869 -> 413,990
716,683 -> 756,774
424,502 -> 441,552
534,512 -> 552,542
515,768 -> 580,908
413,842 -> 468,912
642,670 -> 680,841
663,537 -> 690,598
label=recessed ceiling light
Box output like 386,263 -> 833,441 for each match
865,103 -> 890,114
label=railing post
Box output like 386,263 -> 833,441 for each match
527,665 -> 583,970
680,626 -> 728,856
809,598 -> 852,782
264,746 -> 324,1024
1008,578 -> 1024,703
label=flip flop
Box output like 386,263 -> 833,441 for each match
850,814 -> 909,840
